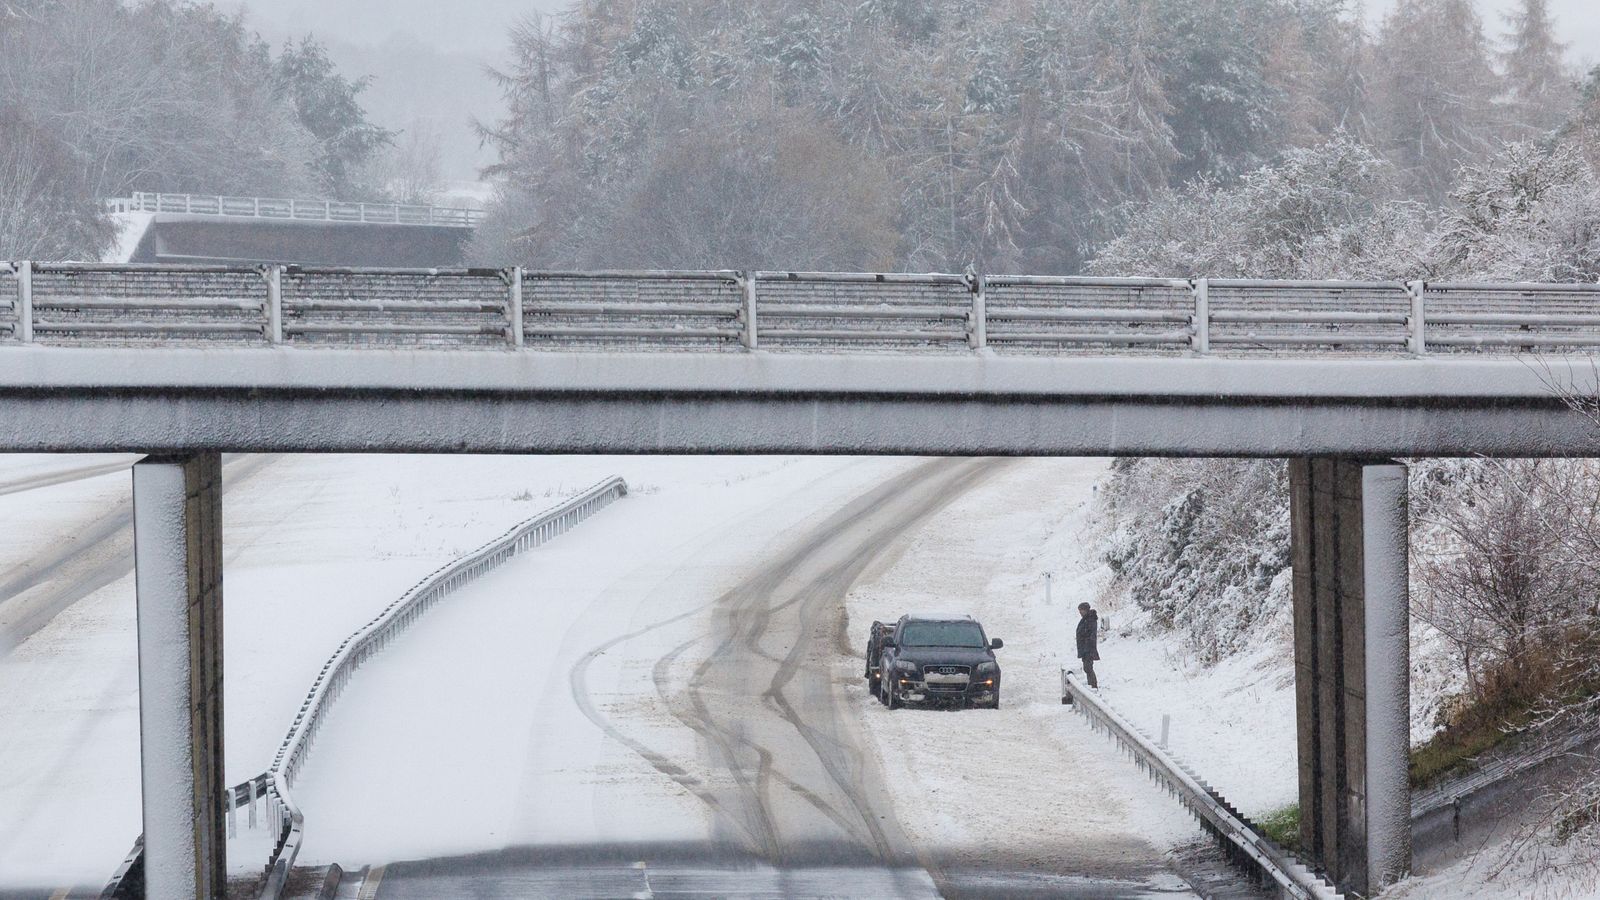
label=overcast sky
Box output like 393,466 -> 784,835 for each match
1367,0 -> 1600,68
225,0 -> 567,57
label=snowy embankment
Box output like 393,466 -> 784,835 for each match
103,212 -> 154,263
0,454 -> 885,889
838,458 -> 1205,892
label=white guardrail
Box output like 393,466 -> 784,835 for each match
7,263 -> 1600,354
104,476 -> 628,900
105,192 -> 483,228
1061,670 -> 1343,900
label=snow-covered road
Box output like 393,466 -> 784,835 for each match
0,454 -> 876,891
291,456 -> 1208,897
1,452 -> 1222,897
291,455 -> 926,863
840,457 -> 1204,895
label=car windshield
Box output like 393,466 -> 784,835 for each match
900,621 -> 986,648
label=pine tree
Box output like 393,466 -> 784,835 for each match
274,38 -> 395,199
1371,0 -> 1504,201
1501,0 -> 1574,136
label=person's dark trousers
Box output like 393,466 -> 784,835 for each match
1081,657 -> 1098,688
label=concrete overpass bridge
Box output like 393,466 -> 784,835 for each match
6,263 -> 1600,898
105,193 -> 481,266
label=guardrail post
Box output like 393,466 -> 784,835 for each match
507,267 -> 524,348
966,268 -> 987,350
263,265 -> 283,345
1405,280 -> 1426,355
740,271 -> 758,350
1190,278 -> 1210,355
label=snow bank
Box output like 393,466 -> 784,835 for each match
103,212 -> 154,263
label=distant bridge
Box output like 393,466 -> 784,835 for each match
104,194 -> 482,266
106,192 -> 484,228
2,263 -> 1599,456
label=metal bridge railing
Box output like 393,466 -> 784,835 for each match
1062,670 -> 1343,900
105,192 -> 484,228
8,262 -> 1600,355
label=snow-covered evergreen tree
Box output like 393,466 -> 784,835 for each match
1501,0 -> 1574,137
1371,0 -> 1504,201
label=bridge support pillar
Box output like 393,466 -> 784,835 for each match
133,452 -> 226,899
1289,458 -> 1410,896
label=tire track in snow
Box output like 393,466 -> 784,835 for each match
568,605 -> 735,820
565,458 -> 1004,882
672,458 -> 1003,868
562,460 -> 906,853
756,458 -> 1008,864
0,457 -> 136,498
0,453 -> 281,656
652,633 -> 864,846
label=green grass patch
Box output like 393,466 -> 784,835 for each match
1408,702 -> 1536,789
1408,640 -> 1600,790
1257,802 -> 1300,853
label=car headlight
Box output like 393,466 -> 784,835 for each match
895,660 -> 918,673
975,662 -> 999,676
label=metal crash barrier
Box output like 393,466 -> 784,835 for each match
9,262 -> 1600,355
1061,670 -> 1343,900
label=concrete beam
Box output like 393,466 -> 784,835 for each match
133,453 -> 225,899
1,349 -> 1596,457
1290,458 -> 1410,896
0,389 -> 1596,458
6,346 -> 1598,401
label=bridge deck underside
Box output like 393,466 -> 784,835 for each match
1,348 -> 1595,456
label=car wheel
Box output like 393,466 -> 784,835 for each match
868,672 -> 880,694
883,675 -> 900,710
991,692 -> 1001,710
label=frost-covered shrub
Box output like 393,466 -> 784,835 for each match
1099,458 -> 1290,664
1410,460 -> 1597,690
1428,142 -> 1600,282
1090,136 -> 1431,280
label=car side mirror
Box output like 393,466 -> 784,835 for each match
990,638 -> 1004,650
882,638 -> 896,649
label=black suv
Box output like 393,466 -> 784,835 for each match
865,614 -> 1002,709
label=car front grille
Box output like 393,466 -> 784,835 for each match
922,664 -> 971,692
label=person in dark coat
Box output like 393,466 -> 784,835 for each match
1076,602 -> 1100,688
